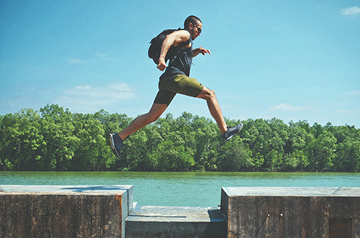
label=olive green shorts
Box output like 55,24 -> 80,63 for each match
154,74 -> 204,105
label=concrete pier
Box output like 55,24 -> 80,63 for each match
0,185 -> 133,238
221,187 -> 360,238
1,186 -> 360,237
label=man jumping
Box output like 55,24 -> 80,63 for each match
110,15 -> 243,158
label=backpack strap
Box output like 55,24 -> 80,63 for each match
169,36 -> 192,64
178,37 -> 191,48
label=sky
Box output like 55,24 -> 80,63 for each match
1,0 -> 359,128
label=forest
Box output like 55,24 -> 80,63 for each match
0,104 -> 359,172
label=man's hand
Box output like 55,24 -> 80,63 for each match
193,46 -> 211,57
199,46 -> 211,55
157,58 -> 166,71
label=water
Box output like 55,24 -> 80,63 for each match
1,172 -> 359,207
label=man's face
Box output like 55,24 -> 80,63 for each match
190,21 -> 202,40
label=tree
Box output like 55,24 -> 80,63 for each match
217,136 -> 253,171
285,126 -> 312,171
39,104 -> 79,170
192,115 -> 219,171
1,104 -> 359,172
308,130 -> 337,171
148,140 -> 194,171
0,109 -> 45,170
70,114 -> 114,171
334,137 -> 360,172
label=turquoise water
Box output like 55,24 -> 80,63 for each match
1,172 -> 359,207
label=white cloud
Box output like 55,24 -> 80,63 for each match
345,90 -> 360,96
337,109 -> 353,115
67,58 -> 86,64
55,82 -> 135,112
340,6 -> 360,16
337,108 -> 360,115
268,103 -> 311,112
96,53 -> 114,61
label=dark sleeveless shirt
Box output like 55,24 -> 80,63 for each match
160,36 -> 193,79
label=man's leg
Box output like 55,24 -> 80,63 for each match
197,86 -> 227,134
197,86 -> 243,141
118,103 -> 168,140
164,75 -> 243,141
109,103 -> 168,158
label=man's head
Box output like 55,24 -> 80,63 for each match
184,15 -> 202,40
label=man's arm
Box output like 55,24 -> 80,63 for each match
157,30 -> 191,71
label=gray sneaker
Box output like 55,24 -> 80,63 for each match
222,123 -> 243,141
109,133 -> 122,158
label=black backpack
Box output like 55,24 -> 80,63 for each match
148,28 -> 191,64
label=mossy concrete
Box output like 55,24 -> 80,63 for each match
2,186 -> 360,238
0,185 -> 133,238
221,187 -> 360,238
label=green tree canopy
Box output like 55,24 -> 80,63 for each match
1,104 -> 359,172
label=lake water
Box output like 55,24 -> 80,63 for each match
1,172 -> 359,207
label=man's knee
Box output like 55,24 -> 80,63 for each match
149,113 -> 161,122
208,88 -> 216,98
147,104 -> 167,123
199,87 -> 216,100
144,111 -> 161,123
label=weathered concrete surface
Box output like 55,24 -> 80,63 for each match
126,206 -> 227,238
0,185 -> 133,238
221,187 -> 360,238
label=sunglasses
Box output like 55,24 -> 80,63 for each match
194,25 -> 202,34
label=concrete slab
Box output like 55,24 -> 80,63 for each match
0,185 -> 133,195
222,187 -> 360,197
0,185 -> 134,215
127,206 -> 226,222
126,206 -> 227,238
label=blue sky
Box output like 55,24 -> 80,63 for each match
1,0 -> 359,127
